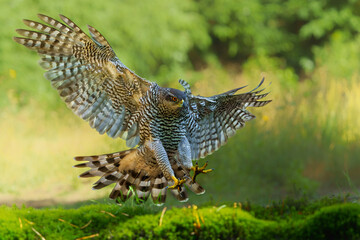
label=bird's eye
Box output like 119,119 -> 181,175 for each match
171,96 -> 178,102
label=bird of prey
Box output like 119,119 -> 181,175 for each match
14,14 -> 271,205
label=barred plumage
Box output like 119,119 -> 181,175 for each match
14,14 -> 271,205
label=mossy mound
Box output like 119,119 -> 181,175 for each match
0,199 -> 359,239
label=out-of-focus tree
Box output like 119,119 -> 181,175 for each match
194,0 -> 360,74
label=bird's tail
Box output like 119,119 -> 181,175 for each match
74,149 -> 205,205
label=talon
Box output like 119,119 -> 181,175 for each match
191,161 -> 213,182
168,176 -> 186,191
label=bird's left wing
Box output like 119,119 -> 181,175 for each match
14,14 -> 152,147
180,79 -> 271,160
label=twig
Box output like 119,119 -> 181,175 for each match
121,212 -> 129,217
31,227 -> 46,240
216,205 -> 226,212
192,205 -> 201,229
24,218 -> 34,225
100,210 -> 117,218
80,220 -> 92,229
159,207 -> 167,226
18,218 -> 23,229
75,233 -> 99,240
199,212 -> 205,224
58,218 -> 79,228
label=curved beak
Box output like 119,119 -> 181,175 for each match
178,99 -> 184,107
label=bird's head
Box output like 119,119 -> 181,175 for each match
158,88 -> 186,115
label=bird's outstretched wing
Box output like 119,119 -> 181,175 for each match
14,14 -> 152,147
180,78 -> 271,160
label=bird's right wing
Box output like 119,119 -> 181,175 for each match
14,14 -> 153,147
181,79 -> 271,160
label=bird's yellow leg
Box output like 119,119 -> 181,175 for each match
168,176 -> 187,190
191,161 -> 213,183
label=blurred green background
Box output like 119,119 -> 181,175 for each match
1,0 -> 360,207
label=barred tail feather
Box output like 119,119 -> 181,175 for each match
110,172 -> 135,202
172,162 -> 206,198
170,188 -> 188,202
185,179 -> 205,195
74,150 -> 178,204
134,171 -> 151,202
151,174 -> 168,205
74,150 -> 206,204
92,171 -> 122,189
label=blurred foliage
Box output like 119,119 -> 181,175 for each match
197,0 -> 360,74
0,198 -> 359,239
3,0 -> 360,107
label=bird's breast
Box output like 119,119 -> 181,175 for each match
150,116 -> 186,151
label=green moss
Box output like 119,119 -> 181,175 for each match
0,199 -> 359,239
298,204 -> 360,240
0,206 -> 27,240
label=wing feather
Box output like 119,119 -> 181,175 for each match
14,14 -> 153,147
183,79 -> 271,160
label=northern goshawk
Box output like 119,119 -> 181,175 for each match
14,14 -> 271,205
